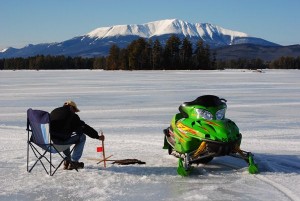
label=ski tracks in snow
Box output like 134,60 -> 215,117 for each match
217,154 -> 300,201
201,155 -> 300,201
253,174 -> 299,201
253,155 -> 300,201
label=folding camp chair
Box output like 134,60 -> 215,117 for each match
26,108 -> 78,176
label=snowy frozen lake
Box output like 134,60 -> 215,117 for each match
0,69 -> 299,201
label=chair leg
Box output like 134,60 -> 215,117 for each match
27,130 -> 30,172
28,142 -> 79,176
28,143 -> 57,175
28,144 -> 50,175
51,157 -> 65,176
50,150 -> 52,176
49,149 -> 61,176
27,141 -> 29,172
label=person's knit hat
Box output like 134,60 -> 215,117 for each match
64,100 -> 80,112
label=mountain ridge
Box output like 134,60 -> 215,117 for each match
86,19 -> 249,41
0,19 -> 280,59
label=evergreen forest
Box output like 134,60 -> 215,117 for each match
1,35 -> 299,70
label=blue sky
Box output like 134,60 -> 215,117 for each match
1,0 -> 299,50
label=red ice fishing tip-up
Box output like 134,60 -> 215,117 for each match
97,147 -> 103,152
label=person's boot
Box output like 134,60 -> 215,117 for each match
67,161 -> 84,170
63,160 -> 70,170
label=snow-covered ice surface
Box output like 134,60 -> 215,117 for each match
0,69 -> 299,201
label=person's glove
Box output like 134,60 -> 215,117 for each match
98,130 -> 105,141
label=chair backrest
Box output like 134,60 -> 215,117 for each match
27,108 -> 57,153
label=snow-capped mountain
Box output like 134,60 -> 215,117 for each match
0,19 -> 278,58
86,19 -> 248,42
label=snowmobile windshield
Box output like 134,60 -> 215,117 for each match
185,95 -> 227,108
179,95 -> 227,120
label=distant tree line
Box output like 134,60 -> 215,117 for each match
0,55 -> 94,70
216,56 -> 300,69
0,35 -> 215,70
1,35 -> 299,70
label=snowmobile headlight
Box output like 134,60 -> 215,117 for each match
196,109 -> 213,120
216,108 -> 226,120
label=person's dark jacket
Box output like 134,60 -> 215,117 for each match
50,105 -> 98,141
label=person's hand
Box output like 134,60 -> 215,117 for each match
99,135 -> 105,141
98,130 -> 105,141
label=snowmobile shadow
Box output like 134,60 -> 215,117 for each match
193,156 -> 248,175
98,162 -> 247,176
87,153 -> 300,176
91,157 -> 248,176
87,156 -> 250,176
255,153 -> 300,174
196,153 -> 300,175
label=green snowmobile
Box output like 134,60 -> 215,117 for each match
163,95 -> 259,176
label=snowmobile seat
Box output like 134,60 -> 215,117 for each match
26,108 -> 78,176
